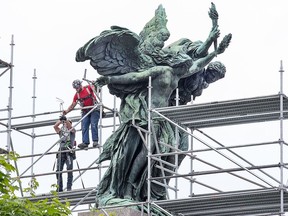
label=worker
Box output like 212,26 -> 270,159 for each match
63,79 -> 100,149
53,115 -> 76,192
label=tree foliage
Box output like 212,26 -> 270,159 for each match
0,152 -> 71,216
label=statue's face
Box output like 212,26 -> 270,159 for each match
205,61 -> 226,84
157,28 -> 170,42
205,70 -> 224,84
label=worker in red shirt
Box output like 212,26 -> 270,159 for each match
63,79 -> 100,149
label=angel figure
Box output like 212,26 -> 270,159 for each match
75,4 -> 232,208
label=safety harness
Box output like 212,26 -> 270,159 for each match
76,86 -> 97,107
59,127 -> 75,151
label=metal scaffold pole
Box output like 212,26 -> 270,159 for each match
174,88 -> 179,199
6,35 -> 14,153
31,69 -> 37,176
98,84 -> 103,184
279,60 -> 284,215
189,95 -> 194,198
147,76 -> 152,216
189,128 -> 194,197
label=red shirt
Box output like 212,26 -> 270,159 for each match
73,85 -> 96,107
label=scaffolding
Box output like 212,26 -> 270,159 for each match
1,37 -> 288,216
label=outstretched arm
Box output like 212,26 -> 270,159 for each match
195,26 -> 220,58
188,33 -> 232,77
63,102 -> 77,115
95,66 -> 172,87
187,51 -> 217,77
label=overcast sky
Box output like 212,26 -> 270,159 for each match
1,0 -> 288,214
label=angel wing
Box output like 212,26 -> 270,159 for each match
76,26 -> 153,76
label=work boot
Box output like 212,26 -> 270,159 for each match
67,187 -> 72,191
78,143 -> 89,150
93,141 -> 99,148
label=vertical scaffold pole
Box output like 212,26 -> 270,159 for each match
99,84 -> 103,183
31,69 -> 37,176
189,128 -> 194,197
279,60 -> 284,215
190,96 -> 194,197
6,35 -> 14,153
147,76 -> 152,216
175,88 -> 179,199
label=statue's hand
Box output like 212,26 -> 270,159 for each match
209,26 -> 220,41
208,2 -> 218,22
217,33 -> 232,54
95,76 -> 110,87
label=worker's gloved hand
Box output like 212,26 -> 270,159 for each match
59,115 -> 67,121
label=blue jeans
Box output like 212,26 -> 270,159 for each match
56,152 -> 73,191
81,109 -> 100,144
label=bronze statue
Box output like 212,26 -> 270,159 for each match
75,3 -> 231,210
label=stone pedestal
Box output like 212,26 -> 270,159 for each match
78,208 -> 147,216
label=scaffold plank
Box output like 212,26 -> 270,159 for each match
155,94 -> 288,129
10,112 -> 115,130
25,187 -> 97,206
155,188 -> 288,215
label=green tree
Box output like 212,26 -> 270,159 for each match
0,152 -> 71,216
